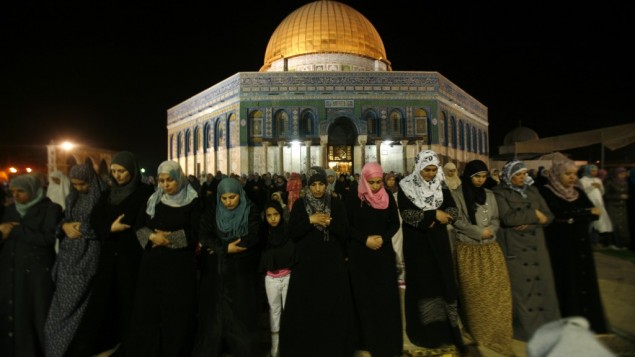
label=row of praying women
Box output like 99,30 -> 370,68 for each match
0,147 -> 614,357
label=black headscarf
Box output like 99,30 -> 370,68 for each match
264,199 -> 288,247
460,160 -> 489,225
108,151 -> 142,205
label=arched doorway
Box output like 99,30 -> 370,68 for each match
327,116 -> 357,175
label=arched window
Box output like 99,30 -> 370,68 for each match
185,129 -> 191,156
215,118 -> 225,150
389,109 -> 403,137
300,110 -> 316,137
414,108 -> 428,136
451,116 -> 458,149
472,127 -> 478,153
477,129 -> 483,154
365,110 -> 378,136
169,134 -> 175,159
458,120 -> 465,150
194,126 -> 201,154
465,124 -> 472,152
440,112 -> 447,146
275,110 -> 289,138
249,110 -> 263,137
203,122 -> 212,152
177,132 -> 183,158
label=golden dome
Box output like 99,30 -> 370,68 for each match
261,1 -> 390,71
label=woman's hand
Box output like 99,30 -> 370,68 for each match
0,222 -> 18,240
63,222 -> 82,239
228,238 -> 247,254
110,214 -> 130,233
482,227 -> 494,239
435,210 -> 453,224
149,229 -> 171,248
366,235 -> 383,250
535,209 -> 548,224
590,207 -> 601,216
309,212 -> 331,228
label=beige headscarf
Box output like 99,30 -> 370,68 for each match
443,162 -> 461,190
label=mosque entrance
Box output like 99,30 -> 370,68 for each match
327,116 -> 357,175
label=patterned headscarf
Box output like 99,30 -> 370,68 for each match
358,162 -> 389,209
146,160 -> 198,218
501,160 -> 534,198
304,166 -> 332,239
108,151 -> 142,205
304,166 -> 332,216
399,150 -> 445,210
9,174 -> 45,217
216,177 -> 252,241
67,164 -> 105,223
543,159 -> 580,202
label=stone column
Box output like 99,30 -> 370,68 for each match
262,142 -> 270,174
320,135 -> 328,168
304,140 -> 312,174
400,140 -> 409,174
375,140 -> 383,165
358,138 -> 367,168
277,141 -> 285,174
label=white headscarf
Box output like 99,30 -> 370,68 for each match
46,170 -> 71,210
399,150 -> 445,210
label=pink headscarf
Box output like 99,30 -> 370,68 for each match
358,162 -> 389,209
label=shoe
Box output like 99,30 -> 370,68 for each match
609,245 -> 620,250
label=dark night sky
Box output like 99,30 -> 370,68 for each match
2,1 -> 634,172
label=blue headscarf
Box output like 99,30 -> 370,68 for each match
146,160 -> 198,218
216,177 -> 252,241
9,174 -> 45,217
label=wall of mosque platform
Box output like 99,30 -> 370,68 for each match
167,71 -> 490,177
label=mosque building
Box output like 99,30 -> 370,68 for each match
167,0 -> 489,177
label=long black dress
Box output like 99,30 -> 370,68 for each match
124,199 -> 200,356
347,189 -> 403,357
192,202 -> 262,357
397,188 -> 463,350
279,196 -> 355,357
538,185 -> 608,333
66,181 -> 154,355
0,197 -> 62,357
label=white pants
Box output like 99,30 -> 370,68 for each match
265,273 -> 291,333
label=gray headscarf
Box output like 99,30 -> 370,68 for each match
9,174 -> 45,217
146,160 -> 198,218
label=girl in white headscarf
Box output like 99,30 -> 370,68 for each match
397,150 -> 464,354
